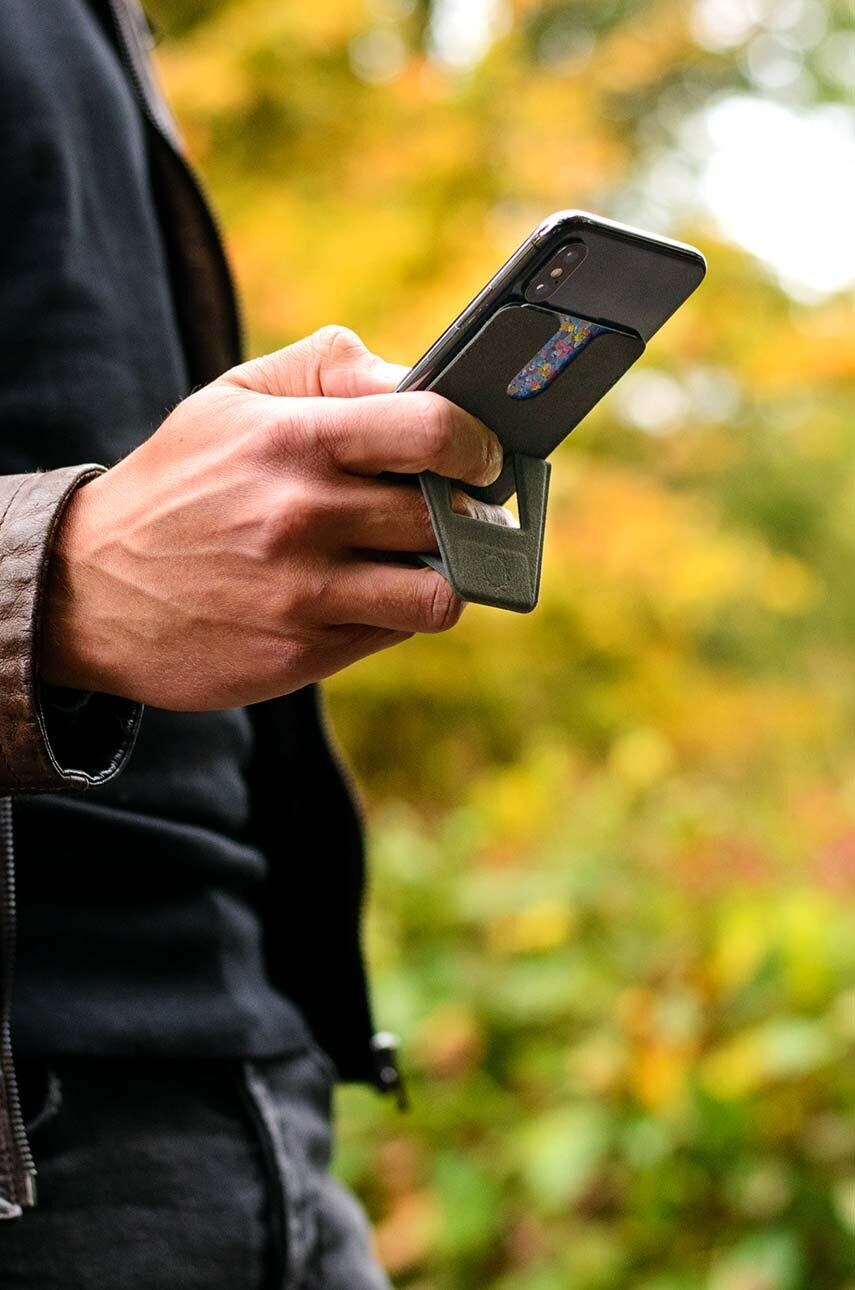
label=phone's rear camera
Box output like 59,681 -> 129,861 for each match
524,241 -> 588,303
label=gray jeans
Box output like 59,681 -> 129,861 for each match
0,1049 -> 392,1290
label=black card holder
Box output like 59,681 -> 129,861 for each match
421,303 -> 645,612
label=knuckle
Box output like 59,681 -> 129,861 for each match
254,507 -> 291,561
420,505 -> 438,549
408,491 -> 437,546
279,578 -> 312,622
309,324 -> 365,363
267,406 -> 327,472
309,558 -> 336,609
281,560 -> 331,621
286,492 -> 319,536
268,486 -> 325,549
290,487 -> 330,538
262,409 -> 291,463
415,394 -> 456,468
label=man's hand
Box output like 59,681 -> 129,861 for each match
41,327 -> 509,710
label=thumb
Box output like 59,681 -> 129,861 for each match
222,325 -> 410,399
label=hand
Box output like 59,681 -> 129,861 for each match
41,326 -> 510,710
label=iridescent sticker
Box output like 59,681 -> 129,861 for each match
506,314 -> 605,400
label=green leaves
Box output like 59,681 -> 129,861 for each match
709,1231 -> 805,1290
514,1105 -> 613,1212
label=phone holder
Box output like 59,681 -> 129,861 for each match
419,302 -> 644,612
421,453 -> 550,613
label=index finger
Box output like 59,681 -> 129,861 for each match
305,390 -> 503,488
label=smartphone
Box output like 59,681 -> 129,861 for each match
398,209 -> 706,505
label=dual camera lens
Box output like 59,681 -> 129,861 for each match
524,240 -> 588,303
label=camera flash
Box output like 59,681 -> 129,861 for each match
523,240 -> 588,302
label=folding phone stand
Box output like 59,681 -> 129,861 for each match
419,302 -> 645,613
421,454 -> 550,613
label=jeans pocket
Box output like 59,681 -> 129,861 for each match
241,1059 -> 310,1290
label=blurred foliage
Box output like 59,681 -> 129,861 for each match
148,0 -> 855,1285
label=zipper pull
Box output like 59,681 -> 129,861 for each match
371,1032 -> 409,1112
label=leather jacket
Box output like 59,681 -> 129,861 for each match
0,0 -> 400,1219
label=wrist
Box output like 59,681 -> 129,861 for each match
40,475 -> 119,696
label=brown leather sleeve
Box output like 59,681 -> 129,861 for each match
0,464 -> 141,792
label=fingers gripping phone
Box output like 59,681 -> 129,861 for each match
397,210 -> 706,612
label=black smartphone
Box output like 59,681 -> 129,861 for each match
398,209 -> 706,506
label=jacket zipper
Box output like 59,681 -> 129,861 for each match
0,797 -> 36,1215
